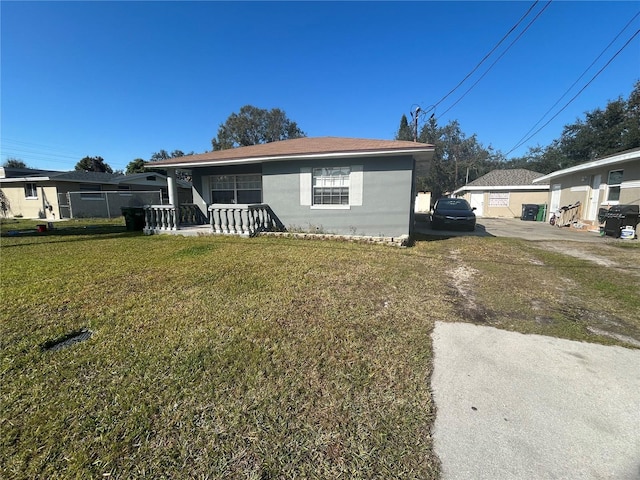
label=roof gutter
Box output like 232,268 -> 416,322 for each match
148,148 -> 434,168
533,150 -> 640,183
453,184 -> 550,195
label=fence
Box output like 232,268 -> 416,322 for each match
58,191 -> 163,219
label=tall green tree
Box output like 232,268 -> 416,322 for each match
395,114 -> 414,141
75,156 -> 113,173
211,105 -> 306,150
2,158 -> 27,168
125,158 -> 146,174
418,118 -> 496,199
505,81 -> 640,172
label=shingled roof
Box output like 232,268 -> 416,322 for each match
148,136 -> 434,167
466,169 -> 548,187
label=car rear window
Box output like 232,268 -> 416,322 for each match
438,199 -> 470,210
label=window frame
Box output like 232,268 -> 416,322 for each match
606,169 -> 623,204
210,173 -> 262,204
311,166 -> 351,209
24,183 -> 38,199
79,184 -> 104,201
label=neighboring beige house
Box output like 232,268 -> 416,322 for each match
453,169 -> 549,218
532,147 -> 640,225
0,167 -> 191,219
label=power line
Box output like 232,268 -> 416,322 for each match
430,0 -> 542,113
437,0 -> 553,119
505,28 -> 640,157
507,11 -> 640,154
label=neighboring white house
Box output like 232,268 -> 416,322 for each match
453,169 -> 549,218
532,147 -> 640,224
0,168 -> 191,219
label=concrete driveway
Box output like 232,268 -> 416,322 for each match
415,214 -> 613,243
431,322 -> 640,480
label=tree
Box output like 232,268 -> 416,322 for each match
211,105 -> 306,150
418,118 -> 496,199
395,114 -> 414,141
504,81 -> 640,172
2,158 -> 27,168
75,156 -> 113,173
125,158 -> 146,174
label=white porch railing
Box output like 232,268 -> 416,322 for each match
143,204 -> 207,232
143,203 -> 277,236
144,205 -> 177,231
208,203 -> 275,236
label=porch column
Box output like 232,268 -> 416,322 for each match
167,168 -> 179,206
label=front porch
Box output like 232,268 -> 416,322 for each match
143,203 -> 279,237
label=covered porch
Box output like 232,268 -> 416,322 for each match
142,169 -> 279,237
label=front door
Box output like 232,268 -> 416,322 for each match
586,174 -> 601,221
469,192 -> 484,216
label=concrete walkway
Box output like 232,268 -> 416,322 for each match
431,322 -> 640,480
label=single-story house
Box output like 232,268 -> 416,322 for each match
0,167 -> 191,219
532,147 -> 640,225
145,137 -> 435,240
452,169 -> 549,218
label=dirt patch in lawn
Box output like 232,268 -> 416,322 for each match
536,241 -> 640,277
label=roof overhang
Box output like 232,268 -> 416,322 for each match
148,148 -> 434,169
0,177 -> 51,183
453,184 -> 550,195
533,149 -> 640,183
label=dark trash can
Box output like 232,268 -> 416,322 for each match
121,207 -> 145,231
521,204 -> 539,221
604,204 -> 639,237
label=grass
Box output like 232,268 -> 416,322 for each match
2,219 -> 639,478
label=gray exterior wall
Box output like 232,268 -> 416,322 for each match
264,156 -> 414,237
190,156 -> 415,237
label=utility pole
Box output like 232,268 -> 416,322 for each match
412,107 -> 421,142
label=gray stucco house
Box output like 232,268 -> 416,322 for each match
145,137 -> 435,240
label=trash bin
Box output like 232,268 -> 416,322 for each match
536,204 -> 547,222
121,207 -> 145,231
521,204 -> 539,221
604,204 -> 640,237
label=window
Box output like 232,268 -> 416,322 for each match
607,170 -> 623,202
79,184 -> 103,200
211,174 -> 262,204
24,183 -> 38,199
488,192 -> 509,207
312,167 -> 350,205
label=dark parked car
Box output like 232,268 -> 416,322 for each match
431,198 -> 476,231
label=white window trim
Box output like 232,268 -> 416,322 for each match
605,169 -> 623,204
25,183 -> 38,199
301,165 -> 363,208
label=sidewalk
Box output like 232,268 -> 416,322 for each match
431,322 -> 640,479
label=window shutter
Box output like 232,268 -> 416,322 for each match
350,165 -> 363,206
300,167 -> 312,206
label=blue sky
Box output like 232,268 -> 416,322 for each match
1,1 -> 639,172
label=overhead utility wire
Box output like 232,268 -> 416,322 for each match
437,0 -> 553,119
505,28 -> 640,156
425,0 -> 541,115
508,11 -> 640,154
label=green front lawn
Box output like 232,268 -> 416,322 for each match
2,220 -> 638,478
